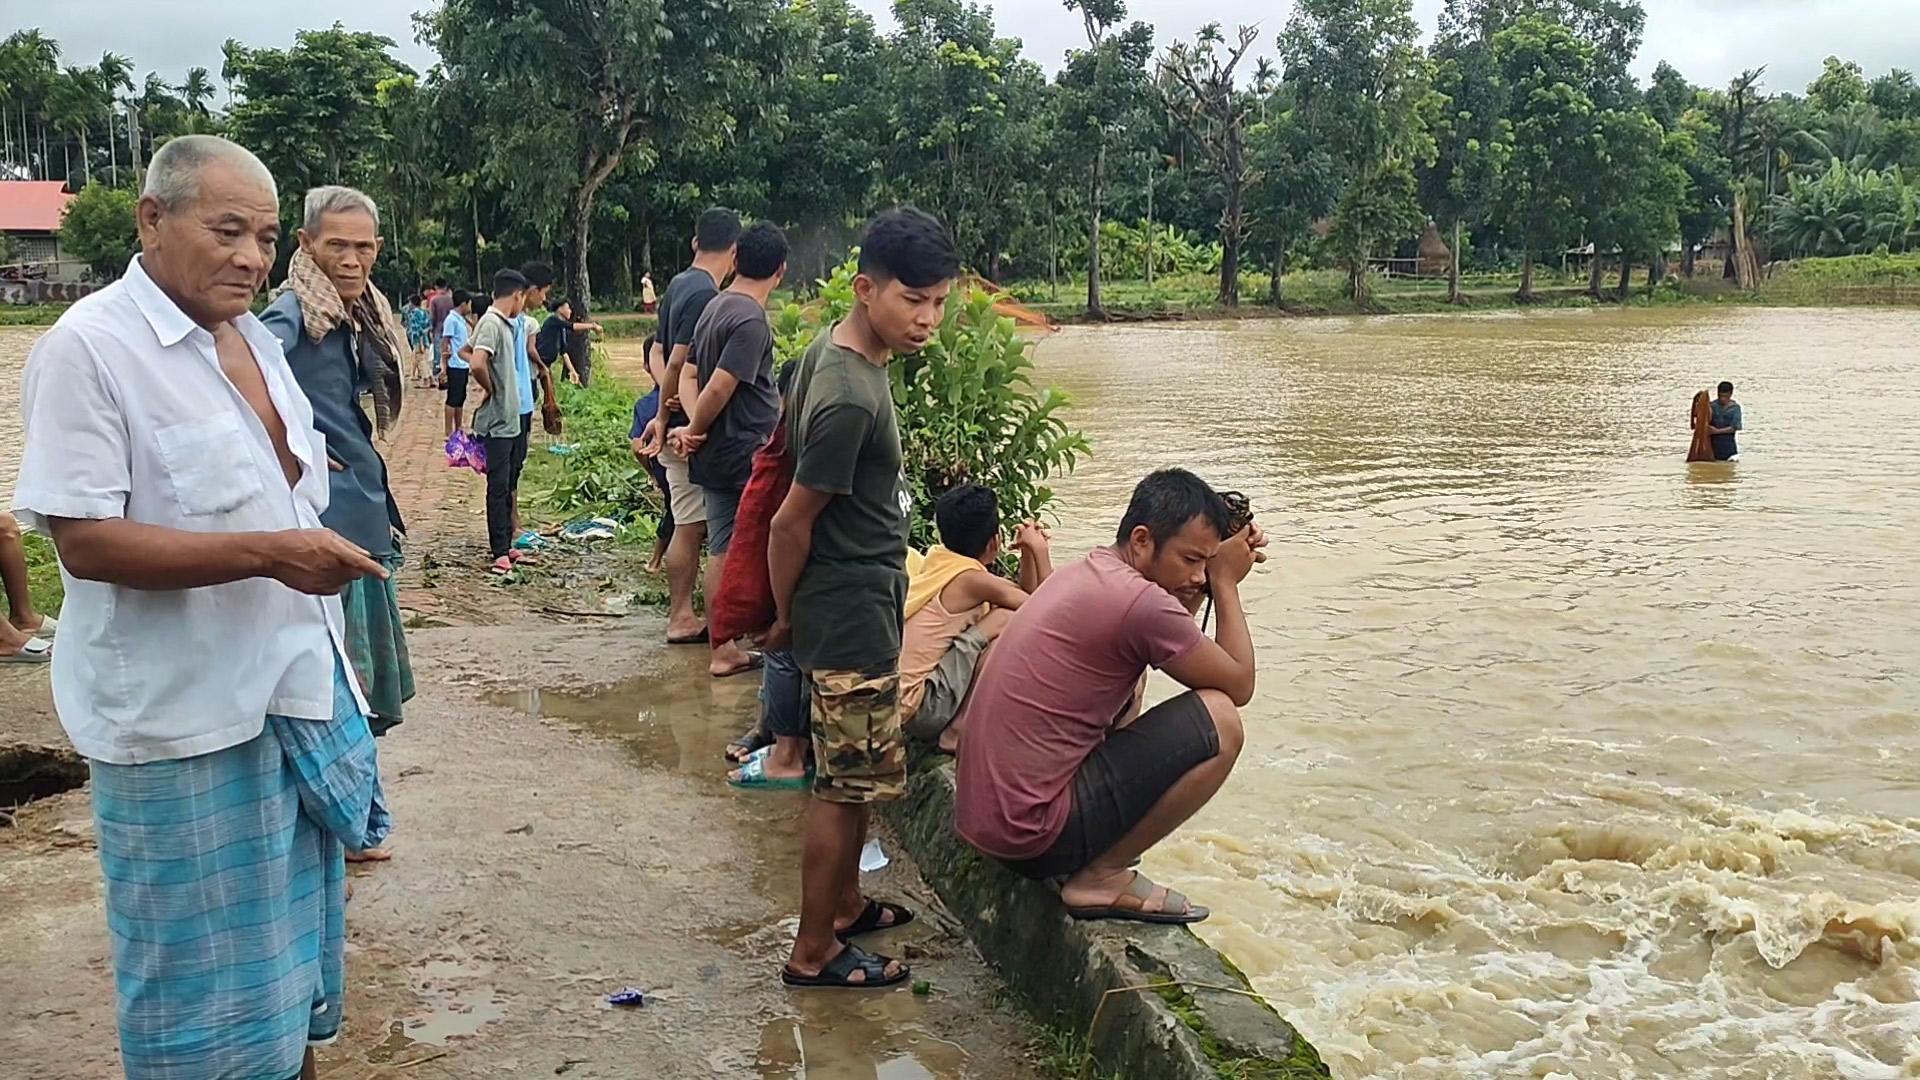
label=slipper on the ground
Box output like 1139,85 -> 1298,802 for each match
488,557 -> 515,577
837,898 -> 916,941
711,652 -> 765,679
667,628 -> 710,645
26,615 -> 55,640
0,637 -> 52,664
781,942 -> 910,990
1064,871 -> 1209,925
507,549 -> 542,566
724,726 -> 774,763
728,750 -> 813,792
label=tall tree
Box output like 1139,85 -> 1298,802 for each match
1248,94 -> 1337,305
1644,60 -> 1694,130
1160,23 -> 1260,307
223,25 -> 411,205
1492,12 -> 1596,300
1058,0 -> 1155,318
1807,56 -> 1869,113
181,67 -> 215,120
1281,0 -> 1436,303
1721,68 -> 1768,287
96,52 -> 133,185
1670,106 -> 1730,276
430,0 -> 775,309
1583,108 -> 1685,298
1420,0 -> 1511,303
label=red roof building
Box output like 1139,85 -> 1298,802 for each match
0,181 -> 76,274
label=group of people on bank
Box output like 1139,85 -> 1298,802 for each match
8,133 -> 1271,1075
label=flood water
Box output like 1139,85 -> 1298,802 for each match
1029,307 -> 1920,1079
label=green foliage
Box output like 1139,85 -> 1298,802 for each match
784,257 -> 1089,551
1768,160 -> 1920,257
58,182 -> 139,281
1060,220 -> 1223,280
23,533 -> 63,617
532,364 -> 662,529
1492,13 -> 1597,283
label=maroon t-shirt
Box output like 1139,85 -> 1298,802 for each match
954,547 -> 1208,860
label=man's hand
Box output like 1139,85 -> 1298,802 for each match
760,616 -> 793,652
1208,524 -> 1259,586
662,392 -> 681,415
637,418 -> 665,458
1246,522 -> 1269,565
668,428 -> 708,457
327,456 -> 346,473
268,529 -> 387,596
1014,520 -> 1051,555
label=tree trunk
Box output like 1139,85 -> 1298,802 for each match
568,188 -> 594,313
1220,179 -> 1243,308
1648,259 -> 1661,298
1269,234 -> 1286,306
1616,256 -> 1633,300
1046,197 -> 1059,303
1681,241 -> 1696,278
1587,252 -> 1605,299
1729,189 -> 1759,290
1448,219 -> 1464,305
1518,248 -> 1535,301
1086,143 -> 1105,320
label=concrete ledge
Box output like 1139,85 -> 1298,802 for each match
882,758 -> 1329,1079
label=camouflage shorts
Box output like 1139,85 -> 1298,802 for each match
808,665 -> 908,805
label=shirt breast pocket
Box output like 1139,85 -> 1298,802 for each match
154,415 -> 265,517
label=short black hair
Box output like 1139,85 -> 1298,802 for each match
859,207 -> 961,289
472,298 -> 491,318
1718,381 -> 1735,395
734,222 -> 789,281
432,277 -> 448,288
547,296 -> 565,313
935,484 -> 1000,560
694,207 -> 743,254
493,268 -> 529,299
521,262 -> 556,289
1115,469 -> 1233,548
406,292 -> 421,306
452,288 -> 473,309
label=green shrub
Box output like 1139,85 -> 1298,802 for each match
780,256 -> 1090,550
532,360 -> 664,532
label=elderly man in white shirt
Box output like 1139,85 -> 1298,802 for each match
11,135 -> 391,1080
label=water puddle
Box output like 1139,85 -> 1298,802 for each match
365,958 -> 508,1065
493,671 -> 974,1078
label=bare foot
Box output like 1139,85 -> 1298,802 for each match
728,741 -> 808,783
1058,868 -> 1194,917
346,846 -> 393,864
709,638 -> 759,678
785,941 -> 907,983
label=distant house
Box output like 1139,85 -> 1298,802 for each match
0,181 -> 78,280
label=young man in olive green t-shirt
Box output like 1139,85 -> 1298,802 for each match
766,208 -> 960,990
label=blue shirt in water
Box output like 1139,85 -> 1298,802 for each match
1710,399 -> 1742,459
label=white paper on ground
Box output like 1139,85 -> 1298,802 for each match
859,839 -> 890,873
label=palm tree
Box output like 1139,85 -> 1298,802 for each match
1788,102 -> 1888,177
3,30 -> 62,179
96,51 -> 133,185
181,66 -> 215,125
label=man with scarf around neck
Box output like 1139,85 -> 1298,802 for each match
262,187 -> 413,864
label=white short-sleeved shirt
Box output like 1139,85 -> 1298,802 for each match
11,256 -> 368,765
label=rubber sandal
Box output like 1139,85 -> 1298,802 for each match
727,749 -> 813,792
0,637 -> 51,664
1064,872 -> 1210,925
507,549 -> 541,566
724,726 -> 774,763
712,652 -> 765,679
781,943 -> 910,990
25,615 -> 55,641
837,898 -> 916,942
667,628 -> 710,645
487,557 -> 515,577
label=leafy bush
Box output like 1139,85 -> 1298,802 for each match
1058,219 -> 1225,281
781,256 -> 1091,550
59,183 -> 140,282
533,359 -> 664,532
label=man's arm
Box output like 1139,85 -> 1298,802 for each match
1160,530 -> 1259,707
1014,522 -> 1054,594
684,369 -> 742,437
662,342 -> 693,415
948,569 -> 1031,613
49,518 -> 383,595
765,483 -> 834,648
469,347 -> 496,396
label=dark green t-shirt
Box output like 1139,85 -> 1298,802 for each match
788,328 -> 912,672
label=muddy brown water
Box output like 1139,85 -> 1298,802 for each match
1028,307 -> 1920,1079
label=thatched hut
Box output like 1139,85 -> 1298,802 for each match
1417,220 -> 1453,276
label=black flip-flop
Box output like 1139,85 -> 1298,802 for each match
837,898 -> 915,942
781,942 -> 910,990
724,726 -> 774,764
1064,872 -> 1210,925
667,628 -> 710,645
712,652 -> 765,679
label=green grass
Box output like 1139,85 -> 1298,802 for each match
0,304 -> 69,327
1150,983 -> 1331,1080
1028,1028 -> 1123,1080
23,532 -> 62,616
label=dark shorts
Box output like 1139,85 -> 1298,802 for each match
1008,691 -> 1220,880
445,368 -> 470,408
705,486 -> 743,554
511,413 -> 532,491
1712,434 -> 1738,460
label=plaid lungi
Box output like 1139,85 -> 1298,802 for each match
89,655 -> 389,1080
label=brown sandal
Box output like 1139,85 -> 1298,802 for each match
1064,872 -> 1209,925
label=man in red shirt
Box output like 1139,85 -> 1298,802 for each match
954,469 -> 1263,924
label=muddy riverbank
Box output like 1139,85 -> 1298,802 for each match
0,324 -> 1050,1079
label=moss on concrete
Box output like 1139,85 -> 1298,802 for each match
1151,984 -> 1329,1080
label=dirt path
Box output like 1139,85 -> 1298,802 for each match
0,329 -> 1047,1079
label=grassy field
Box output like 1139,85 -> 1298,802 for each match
23,532 -> 62,616
0,304 -> 69,327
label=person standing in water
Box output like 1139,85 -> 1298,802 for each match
1710,381 -> 1743,460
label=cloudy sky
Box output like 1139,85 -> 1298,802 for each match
20,1 -> 1918,103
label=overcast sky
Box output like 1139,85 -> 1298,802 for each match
18,1 -> 1919,103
